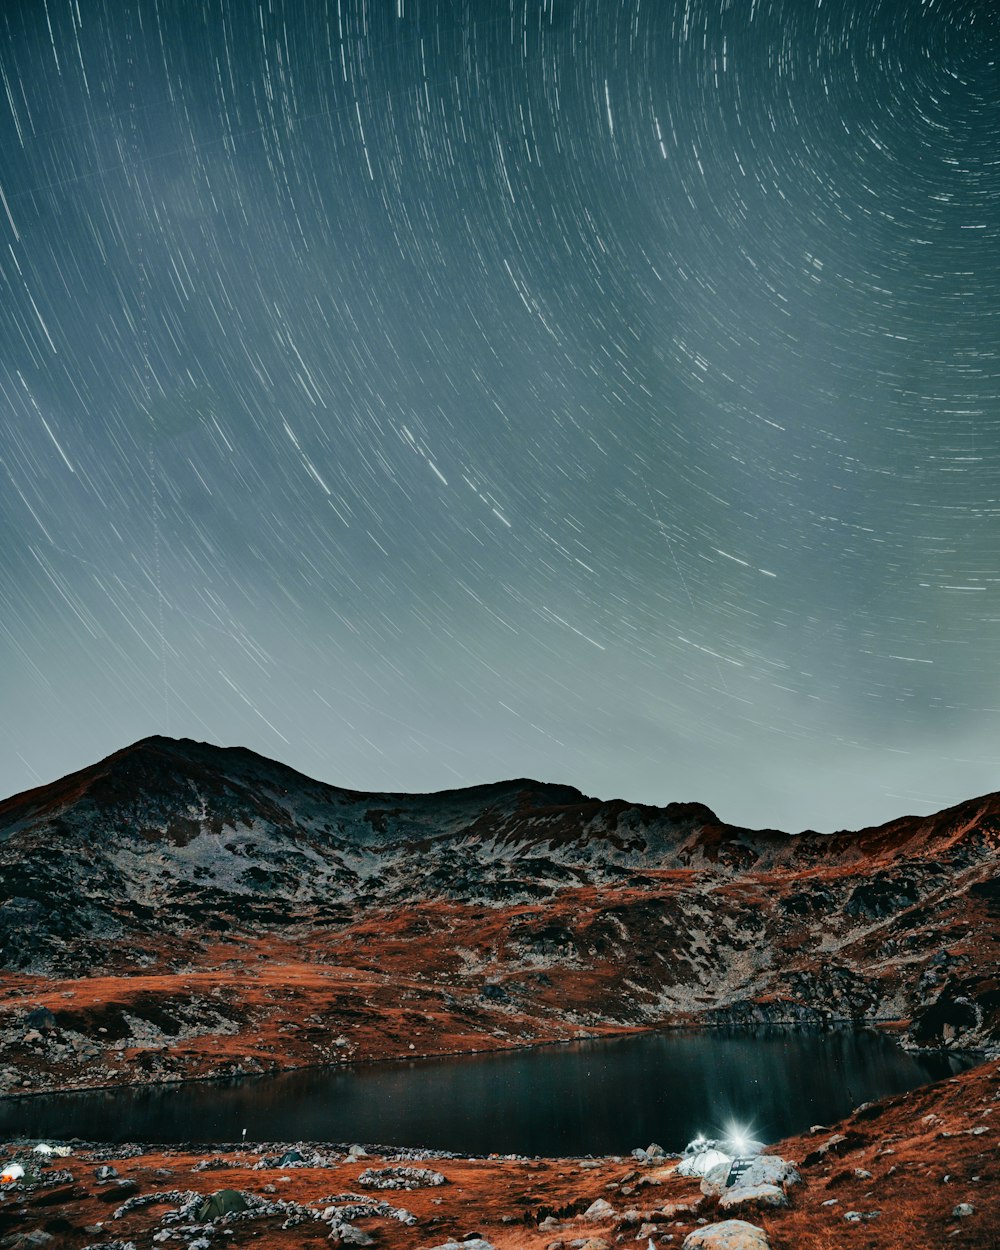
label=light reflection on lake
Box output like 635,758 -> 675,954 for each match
0,1027 -> 973,1156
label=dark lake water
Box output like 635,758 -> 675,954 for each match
0,1028 -> 973,1156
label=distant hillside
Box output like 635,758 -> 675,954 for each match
0,736 -> 997,1094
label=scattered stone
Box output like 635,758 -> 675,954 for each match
584,1198 -> 616,1221
843,1210 -> 881,1223
853,1168 -> 872,1180
356,1166 -> 446,1189
682,1221 -> 770,1250
952,1203 -> 975,1218
577,1240 -> 610,1250
95,1167 -> 119,1182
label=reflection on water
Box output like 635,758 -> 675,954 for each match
0,1027 -> 973,1156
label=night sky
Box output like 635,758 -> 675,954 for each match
2,0 -> 998,832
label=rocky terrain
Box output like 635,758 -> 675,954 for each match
0,1057 -> 997,1249
0,735 -> 998,1094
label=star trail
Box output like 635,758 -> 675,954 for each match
1,0 -> 998,831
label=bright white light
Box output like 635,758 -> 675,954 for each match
726,1123 -> 751,1155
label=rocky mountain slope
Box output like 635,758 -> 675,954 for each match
1,736 -> 997,1093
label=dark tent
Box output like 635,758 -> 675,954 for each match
197,1189 -> 249,1221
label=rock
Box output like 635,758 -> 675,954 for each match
330,1222 -> 375,1246
682,1222 -> 770,1250
425,1242 -> 494,1250
659,1201 -> 702,1219
0,1233 -> 55,1249
952,1203 -> 975,1218
718,1185 -> 787,1212
584,1198 -> 616,1221
578,1241 -> 610,1250
95,1167 -> 119,1182
24,1007 -> 56,1031
357,1166 -> 446,1189
645,1143 -> 665,1159
853,1168 -> 872,1180
699,1162 -> 732,1200
730,1156 -> 798,1193
843,1210 -> 880,1223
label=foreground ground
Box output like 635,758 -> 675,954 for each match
1,1057 -> 996,1250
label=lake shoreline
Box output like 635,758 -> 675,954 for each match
0,1012 -> 985,1105
0,1023 -> 978,1158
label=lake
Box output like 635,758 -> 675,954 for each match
0,1027 -> 973,1155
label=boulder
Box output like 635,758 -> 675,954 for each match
23,1007 -> 56,1032
952,1203 -> 975,1218
330,1222 -> 375,1246
583,1198 -> 616,1220
700,1162 -> 732,1199
425,1242 -> 494,1250
682,1222 -> 770,1250
718,1184 -> 787,1212
731,1155 -> 799,1192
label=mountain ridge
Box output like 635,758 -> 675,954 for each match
1,735 -> 997,1097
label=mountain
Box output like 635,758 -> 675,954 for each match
0,736 -> 997,1094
